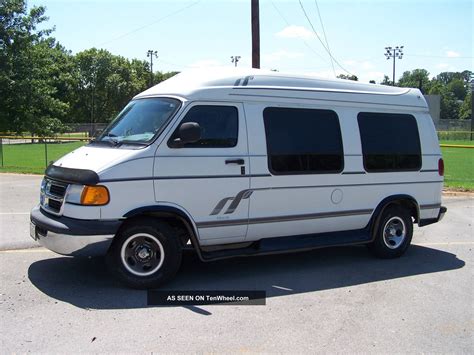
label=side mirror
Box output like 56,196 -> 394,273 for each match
173,122 -> 201,147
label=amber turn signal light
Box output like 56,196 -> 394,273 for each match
80,185 -> 109,205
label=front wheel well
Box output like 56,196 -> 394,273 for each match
115,212 -> 198,251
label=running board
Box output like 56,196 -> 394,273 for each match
199,229 -> 371,261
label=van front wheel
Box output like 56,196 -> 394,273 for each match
368,205 -> 413,259
107,218 -> 182,289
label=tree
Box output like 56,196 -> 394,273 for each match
459,90 -> 472,120
447,78 -> 467,101
380,75 -> 393,86
154,71 -> 179,85
397,69 -> 431,93
436,71 -> 470,85
429,72 -> 471,119
0,0 -> 69,135
72,48 -> 151,124
440,89 -> 460,120
337,74 -> 358,81
428,79 -> 443,95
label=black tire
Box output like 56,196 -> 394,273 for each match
368,205 -> 413,259
106,217 -> 182,289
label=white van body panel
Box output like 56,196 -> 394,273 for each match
54,145 -> 141,173
153,101 -> 250,245
32,69 -> 445,257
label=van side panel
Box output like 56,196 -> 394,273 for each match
243,102 -> 443,243
417,112 -> 444,219
244,103 -> 371,242
152,101 -> 251,246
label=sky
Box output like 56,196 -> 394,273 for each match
28,0 -> 473,83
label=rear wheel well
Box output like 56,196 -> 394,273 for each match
370,197 -> 420,239
391,199 -> 419,223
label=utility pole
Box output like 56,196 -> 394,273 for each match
384,46 -> 403,86
251,0 -> 260,68
147,50 -> 158,86
231,56 -> 241,67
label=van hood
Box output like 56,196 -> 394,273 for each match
52,145 -> 141,174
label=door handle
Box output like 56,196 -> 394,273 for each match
225,158 -> 245,165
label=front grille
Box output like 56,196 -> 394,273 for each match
48,198 -> 62,212
49,183 -> 67,197
41,178 -> 69,215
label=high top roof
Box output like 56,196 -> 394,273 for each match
134,68 -> 427,109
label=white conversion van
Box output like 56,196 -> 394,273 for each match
30,69 -> 446,288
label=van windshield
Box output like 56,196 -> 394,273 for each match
97,98 -> 181,145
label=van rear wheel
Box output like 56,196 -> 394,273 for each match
107,218 -> 182,289
368,205 -> 413,259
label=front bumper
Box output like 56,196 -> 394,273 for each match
30,205 -> 121,256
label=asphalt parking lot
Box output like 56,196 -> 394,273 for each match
0,173 -> 473,353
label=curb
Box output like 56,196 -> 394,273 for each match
442,190 -> 474,197
0,172 -> 43,177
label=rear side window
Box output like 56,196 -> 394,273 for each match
357,112 -> 421,172
169,105 -> 238,148
263,107 -> 344,174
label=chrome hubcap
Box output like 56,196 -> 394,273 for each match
137,246 -> 151,260
383,217 -> 406,249
120,233 -> 165,276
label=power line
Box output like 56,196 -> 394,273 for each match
156,57 -> 186,69
98,1 -> 200,46
405,54 -> 473,59
298,0 -> 353,76
313,0 -> 335,76
270,1 -> 329,64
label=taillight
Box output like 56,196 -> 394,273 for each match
438,158 -> 444,176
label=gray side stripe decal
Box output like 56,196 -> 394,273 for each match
198,208 -> 373,228
210,197 -> 234,215
225,190 -> 253,214
420,203 -> 441,210
210,190 -> 254,215
228,92 -> 424,109
101,174 -> 270,183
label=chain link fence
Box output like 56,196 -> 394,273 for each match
0,130 -> 472,186
0,136 -> 89,174
437,131 -> 473,141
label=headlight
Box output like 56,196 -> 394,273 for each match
65,184 -> 109,206
65,184 -> 84,204
40,178 -> 47,191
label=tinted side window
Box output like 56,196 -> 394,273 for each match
169,105 -> 238,148
357,112 -> 421,172
263,107 -> 344,174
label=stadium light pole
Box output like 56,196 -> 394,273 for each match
147,50 -> 158,86
385,46 -> 404,86
231,56 -> 241,67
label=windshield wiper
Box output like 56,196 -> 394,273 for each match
120,141 -> 148,146
102,133 -> 122,146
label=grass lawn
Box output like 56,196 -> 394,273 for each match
0,141 -> 85,174
0,141 -> 473,191
441,146 -> 474,190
